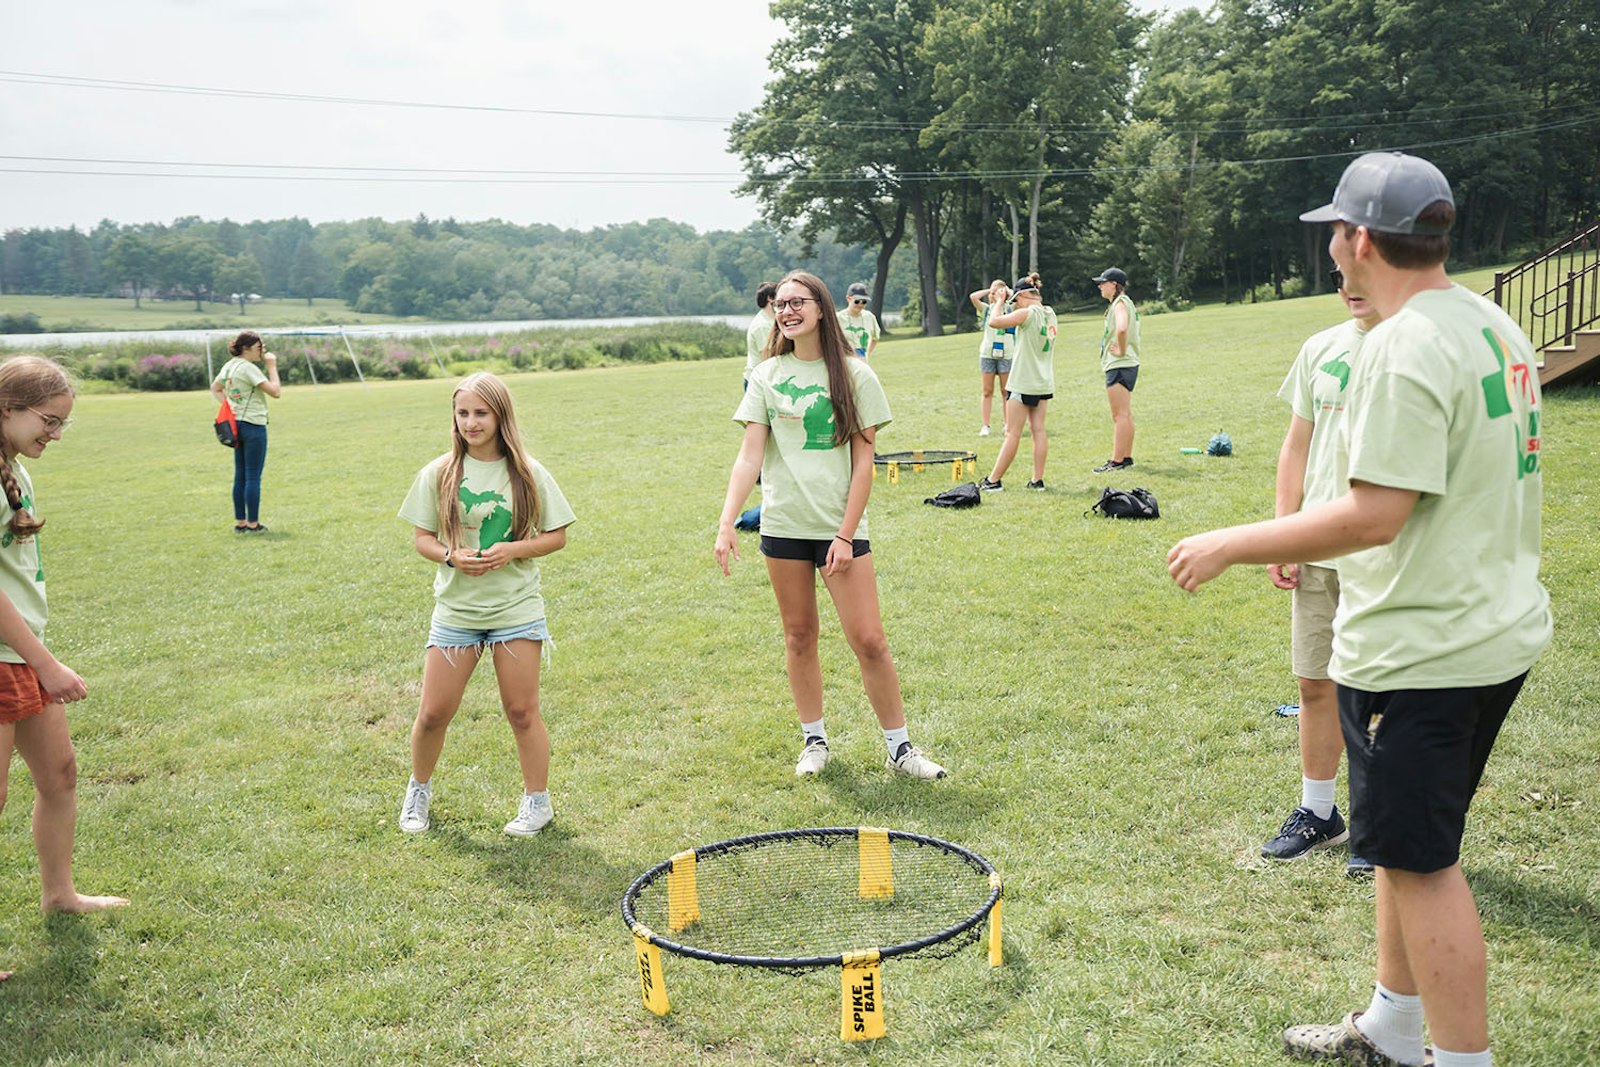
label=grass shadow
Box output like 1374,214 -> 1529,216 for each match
1470,864 -> 1600,948
810,761 -> 1000,838
433,822 -> 641,925
0,913 -> 154,1065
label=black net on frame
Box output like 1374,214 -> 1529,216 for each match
872,450 -> 977,468
622,828 -> 999,972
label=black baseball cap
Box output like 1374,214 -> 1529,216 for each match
1012,276 -> 1038,293
1091,268 -> 1128,285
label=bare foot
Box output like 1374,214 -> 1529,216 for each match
41,893 -> 130,915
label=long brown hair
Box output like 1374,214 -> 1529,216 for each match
0,356 -> 73,538
435,372 -> 541,550
763,271 -> 862,448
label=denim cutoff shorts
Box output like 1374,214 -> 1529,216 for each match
427,617 -> 550,651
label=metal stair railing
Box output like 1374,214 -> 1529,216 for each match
1488,222 -> 1600,351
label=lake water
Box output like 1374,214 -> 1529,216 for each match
0,311 -> 904,349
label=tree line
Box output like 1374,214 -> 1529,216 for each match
0,215 -> 908,325
732,0 -> 1600,334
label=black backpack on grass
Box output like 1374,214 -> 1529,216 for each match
924,482 -> 982,508
1088,487 -> 1159,519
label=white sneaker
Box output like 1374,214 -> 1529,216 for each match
979,425 -> 991,437
398,778 -> 432,833
504,793 -> 554,837
795,738 -> 831,776
886,743 -> 947,780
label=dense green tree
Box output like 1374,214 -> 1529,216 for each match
103,232 -> 161,307
215,253 -> 267,313
157,234 -> 222,311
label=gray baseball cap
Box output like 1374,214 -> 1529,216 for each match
1299,152 -> 1454,235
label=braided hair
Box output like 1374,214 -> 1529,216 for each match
0,356 -> 74,538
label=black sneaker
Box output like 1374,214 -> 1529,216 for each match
1345,853 -> 1376,879
1092,457 -> 1134,473
1026,480 -> 1045,491
1261,805 -> 1350,860
977,477 -> 1003,492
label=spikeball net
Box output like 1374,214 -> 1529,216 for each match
622,827 -> 1002,1040
873,449 -> 979,484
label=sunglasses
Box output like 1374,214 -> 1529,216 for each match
850,299 -> 867,306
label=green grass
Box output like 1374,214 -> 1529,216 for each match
0,283 -> 1595,1065
0,294 -> 410,333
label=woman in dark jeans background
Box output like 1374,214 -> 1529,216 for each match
210,331 -> 282,532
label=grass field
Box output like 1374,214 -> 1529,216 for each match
0,294 -> 407,333
0,279 -> 1596,1066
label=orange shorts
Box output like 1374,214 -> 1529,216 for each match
0,661 -> 50,724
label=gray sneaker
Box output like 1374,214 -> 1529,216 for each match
1283,1011 -> 1432,1066
504,793 -> 554,837
886,743 -> 947,780
398,777 -> 432,833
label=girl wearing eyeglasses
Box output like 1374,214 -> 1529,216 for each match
715,271 -> 947,781
210,331 -> 283,533
0,356 -> 128,962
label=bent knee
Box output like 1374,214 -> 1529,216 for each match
503,703 -> 543,731
847,632 -> 892,663
35,750 -> 77,797
414,704 -> 458,732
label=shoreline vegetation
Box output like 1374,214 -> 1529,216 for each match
21,321 -> 745,392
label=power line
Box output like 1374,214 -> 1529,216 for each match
0,109 -> 1592,189
0,68 -> 1584,137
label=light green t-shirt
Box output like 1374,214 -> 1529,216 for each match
0,464 -> 46,665
1330,285 -> 1551,691
836,308 -> 881,358
733,354 -> 892,540
745,310 -> 774,376
1278,318 -> 1367,569
1100,293 -> 1141,372
213,357 -> 270,425
1006,304 -> 1057,395
398,453 -> 577,629
977,303 -> 1014,362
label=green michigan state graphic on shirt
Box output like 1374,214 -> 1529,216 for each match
460,485 -> 513,548
773,377 -> 835,449
1319,352 -> 1352,390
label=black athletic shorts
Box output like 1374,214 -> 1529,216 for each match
1105,366 -> 1139,392
1338,672 -> 1527,873
760,535 -> 871,568
1007,391 -> 1052,407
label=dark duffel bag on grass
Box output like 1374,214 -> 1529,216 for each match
925,482 -> 982,508
1088,486 -> 1159,519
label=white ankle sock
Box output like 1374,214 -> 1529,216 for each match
1433,1048 -> 1491,1067
883,725 -> 910,758
801,719 -> 827,743
1355,983 -> 1426,1065
1301,776 -> 1337,819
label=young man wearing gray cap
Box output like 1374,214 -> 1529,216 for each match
1092,267 -> 1140,472
1166,152 -> 1550,1067
837,282 -> 880,360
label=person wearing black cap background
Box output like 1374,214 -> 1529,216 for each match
1168,151 -> 1549,1067
1092,267 -> 1140,473
836,282 -> 880,360
976,274 -> 1056,492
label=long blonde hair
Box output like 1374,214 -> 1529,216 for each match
0,356 -> 73,539
435,372 -> 541,550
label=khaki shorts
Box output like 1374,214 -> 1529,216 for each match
1290,564 -> 1339,680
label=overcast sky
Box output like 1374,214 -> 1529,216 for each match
1,0 -> 1193,235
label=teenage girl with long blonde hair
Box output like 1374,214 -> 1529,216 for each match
396,372 -> 576,836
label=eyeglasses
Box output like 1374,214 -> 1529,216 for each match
27,407 -> 73,433
770,297 -> 816,312
1330,268 -> 1344,289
